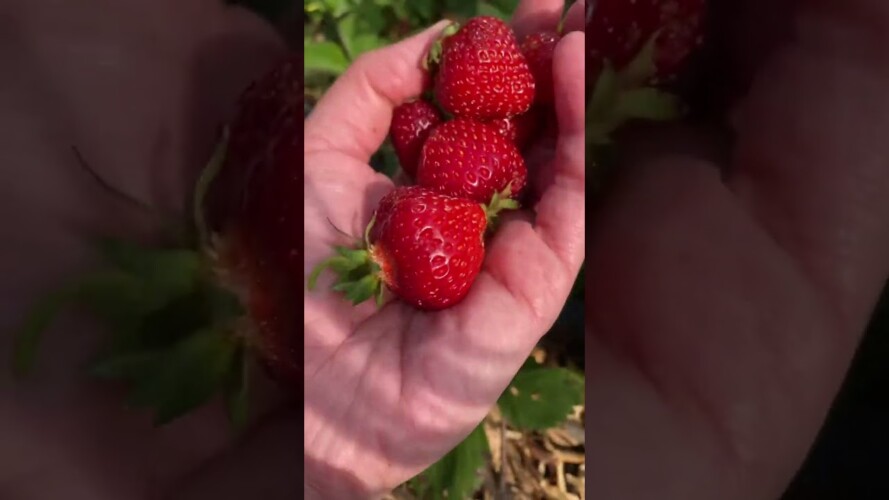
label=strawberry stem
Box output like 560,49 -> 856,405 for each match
484,186 -> 520,231
193,128 -> 230,249
363,213 -> 376,249
618,29 -> 663,87
587,59 -> 684,147
424,21 -> 459,72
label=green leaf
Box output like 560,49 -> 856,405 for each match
497,362 -> 584,430
406,0 -> 436,22
336,6 -> 387,61
350,34 -> 385,58
477,2 -> 509,20
445,0 -> 478,20
124,328 -> 239,426
323,0 -> 353,17
615,88 -> 684,122
488,0 -> 520,15
97,239 -> 203,306
410,423 -> 488,499
618,30 -> 662,86
90,350 -> 161,380
304,41 -> 349,76
336,14 -> 359,59
370,140 -> 401,178
12,270 -> 146,377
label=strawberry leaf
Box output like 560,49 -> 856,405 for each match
477,2 -> 510,20
587,63 -> 684,147
618,29 -> 663,86
408,423 -> 488,499
122,327 -> 240,426
90,350 -> 160,380
615,88 -> 684,122
12,270 -> 146,377
97,239 -> 203,300
424,22 -> 459,71
497,359 -> 584,430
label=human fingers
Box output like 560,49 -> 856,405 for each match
304,21 -> 450,163
529,31 -> 586,272
563,0 -> 587,33
512,0 -> 565,38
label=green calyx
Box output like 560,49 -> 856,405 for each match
11,131 -> 255,430
587,30 -> 685,149
423,21 -> 460,72
484,186 -> 521,231
11,238 -> 253,430
307,215 -> 387,307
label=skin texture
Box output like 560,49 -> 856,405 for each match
588,0 -> 889,498
303,1 -> 586,497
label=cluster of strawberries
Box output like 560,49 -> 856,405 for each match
310,16 -> 563,311
586,0 -> 707,148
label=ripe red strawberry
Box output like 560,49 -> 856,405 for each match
389,100 -> 443,178
521,31 -> 560,104
205,54 -> 302,233
485,105 -> 543,151
205,55 -> 305,386
588,0 -> 706,84
432,17 -> 535,120
417,119 -> 527,206
309,186 -> 486,311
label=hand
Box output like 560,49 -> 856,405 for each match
0,1 -> 300,499
588,0 -> 889,498
303,0 -> 586,497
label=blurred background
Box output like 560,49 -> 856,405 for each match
233,0 -> 889,499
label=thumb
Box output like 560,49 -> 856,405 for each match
305,21 -> 450,163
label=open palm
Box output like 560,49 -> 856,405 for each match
588,0 -> 889,498
303,1 -> 586,497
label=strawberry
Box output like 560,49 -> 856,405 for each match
204,54 -> 302,233
205,55 -> 305,386
521,31 -> 560,104
309,186 -> 486,311
417,118 -> 527,206
588,0 -> 707,84
13,54 -> 306,428
431,17 -> 535,120
485,117 -> 520,143
389,100 -> 443,178
485,105 -> 543,151
586,0 -> 707,146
